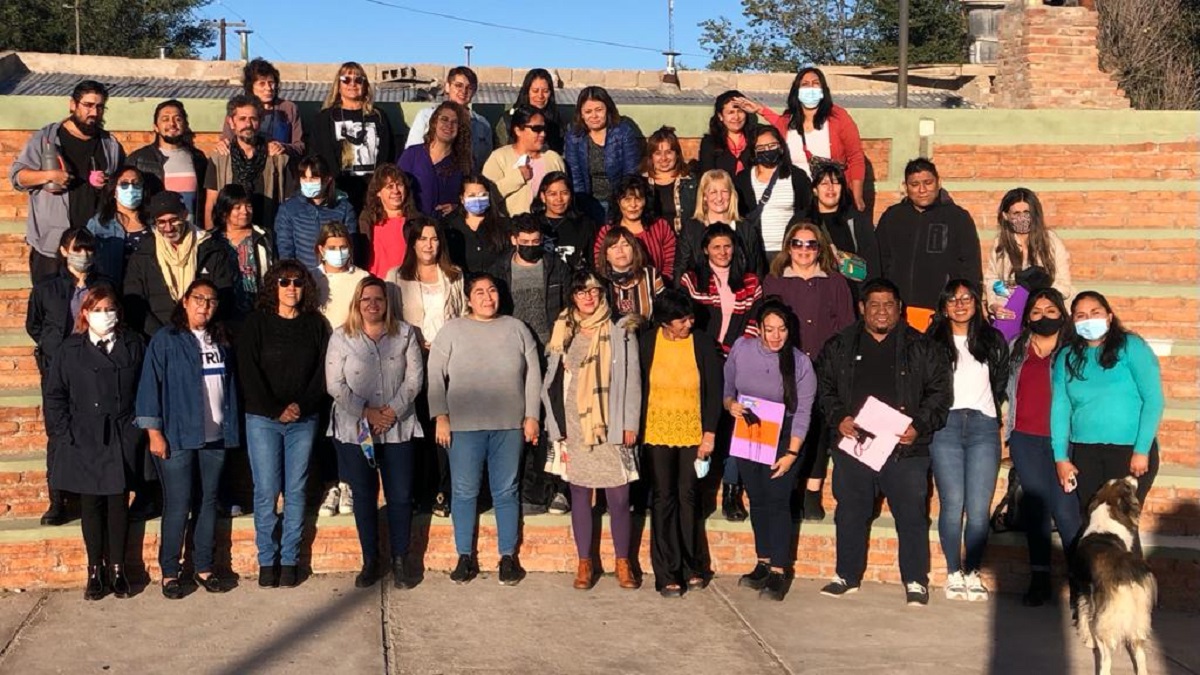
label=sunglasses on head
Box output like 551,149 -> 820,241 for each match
277,277 -> 305,288
789,239 -> 820,250
339,75 -> 366,85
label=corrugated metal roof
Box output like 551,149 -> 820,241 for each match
0,72 -> 974,109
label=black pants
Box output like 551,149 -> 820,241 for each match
1072,441 -> 1159,516
740,453 -> 800,569
795,411 -> 831,482
78,493 -> 129,566
29,249 -> 59,285
519,437 -> 560,506
832,451 -> 931,586
645,444 -> 711,589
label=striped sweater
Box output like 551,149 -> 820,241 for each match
681,267 -> 763,353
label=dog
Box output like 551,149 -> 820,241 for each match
1072,476 -> 1157,675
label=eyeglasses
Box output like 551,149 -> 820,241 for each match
155,218 -> 184,229
189,295 -> 218,307
789,239 -> 820,250
435,116 -> 458,126
522,124 -> 547,134
339,75 -> 366,85
947,295 -> 974,306
573,288 -> 602,298
449,81 -> 476,92
117,181 -> 142,189
754,143 -> 781,152
278,277 -> 305,288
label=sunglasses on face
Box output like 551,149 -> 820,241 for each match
339,75 -> 366,85
277,277 -> 305,288
117,181 -> 142,189
522,124 -> 547,134
789,239 -> 820,250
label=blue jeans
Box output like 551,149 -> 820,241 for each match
930,409 -> 1001,573
1009,431 -> 1082,570
246,414 -> 317,567
334,440 -> 415,560
448,429 -> 522,557
153,442 -> 226,578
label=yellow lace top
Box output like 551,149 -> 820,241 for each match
643,331 -> 703,447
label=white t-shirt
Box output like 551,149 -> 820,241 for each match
951,334 -> 996,417
194,330 -> 226,443
786,126 -> 831,180
751,170 -> 795,253
420,280 -> 447,343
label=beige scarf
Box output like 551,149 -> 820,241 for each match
548,292 -> 614,446
155,227 -> 205,301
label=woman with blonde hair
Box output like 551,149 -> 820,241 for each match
311,62 -> 397,212
675,169 -> 766,280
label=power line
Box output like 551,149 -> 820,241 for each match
211,0 -> 287,60
360,0 -> 704,57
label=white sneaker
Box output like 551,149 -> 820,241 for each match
319,486 -> 340,517
229,504 -> 244,518
944,570 -> 968,601
964,571 -> 989,602
338,482 -> 354,514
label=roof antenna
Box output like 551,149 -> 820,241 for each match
662,0 -> 680,86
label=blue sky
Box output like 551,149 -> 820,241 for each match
193,0 -> 737,70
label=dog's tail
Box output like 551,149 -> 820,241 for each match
1093,559 -> 1157,643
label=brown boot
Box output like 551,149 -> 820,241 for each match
573,558 -> 594,590
615,558 -> 640,590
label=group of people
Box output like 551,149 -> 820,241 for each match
10,59 -> 1163,606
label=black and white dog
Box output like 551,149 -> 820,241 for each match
1073,476 -> 1157,675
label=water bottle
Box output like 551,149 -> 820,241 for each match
40,138 -> 63,192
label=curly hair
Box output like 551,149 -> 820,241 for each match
256,259 -> 320,315
422,101 -> 473,175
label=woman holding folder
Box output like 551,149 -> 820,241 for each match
722,299 -> 817,601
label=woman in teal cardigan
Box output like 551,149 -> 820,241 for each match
1051,291 -> 1163,514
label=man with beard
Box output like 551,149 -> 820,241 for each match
815,278 -> 951,606
128,100 -> 209,219
11,80 -> 125,283
203,95 -> 293,231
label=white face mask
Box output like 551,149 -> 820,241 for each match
88,309 -> 119,336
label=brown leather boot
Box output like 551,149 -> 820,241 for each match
615,558 -> 639,589
573,558 -> 594,590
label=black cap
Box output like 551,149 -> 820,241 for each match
146,191 -> 187,220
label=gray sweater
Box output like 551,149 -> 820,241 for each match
426,315 -> 542,431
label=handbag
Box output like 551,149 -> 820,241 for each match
797,127 -> 846,176
990,465 -> 1024,533
834,216 -> 868,281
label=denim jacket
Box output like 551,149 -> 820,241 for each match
135,326 -> 240,449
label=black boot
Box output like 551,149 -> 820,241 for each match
1022,571 -> 1052,607
802,489 -> 826,522
84,565 -> 106,601
729,484 -> 748,521
41,490 -> 67,526
722,484 -> 748,522
109,564 -> 131,599
355,559 -> 380,589
392,556 -> 412,590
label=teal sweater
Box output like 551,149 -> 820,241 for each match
1050,334 -> 1163,461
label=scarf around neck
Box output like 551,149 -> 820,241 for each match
549,295 -> 614,446
155,227 -> 207,301
230,138 -> 267,192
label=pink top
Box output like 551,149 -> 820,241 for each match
712,265 -> 736,343
369,216 -> 408,277
760,104 -> 866,182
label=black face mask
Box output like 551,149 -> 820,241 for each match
1029,316 -> 1065,337
516,244 -> 544,263
755,148 -> 783,167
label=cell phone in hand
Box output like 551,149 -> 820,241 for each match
1066,474 -> 1078,493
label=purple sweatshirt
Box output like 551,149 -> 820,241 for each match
398,144 -> 464,217
722,335 -> 818,442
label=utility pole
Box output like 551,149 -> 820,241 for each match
235,29 -> 253,61
203,18 -> 246,61
898,0 -> 910,108
62,0 -> 81,55
463,44 -> 473,67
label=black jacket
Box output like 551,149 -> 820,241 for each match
930,324 -> 1010,423
43,330 -> 147,494
540,211 -> 597,272
674,218 -> 768,281
816,322 -> 952,457
25,269 -> 111,374
734,166 -> 813,252
637,327 -> 725,441
310,106 -> 396,210
876,196 -> 982,311
122,234 -> 236,337
490,252 -> 570,341
127,142 -> 208,214
698,133 -> 754,179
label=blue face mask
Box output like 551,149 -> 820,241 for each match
694,457 -> 711,479
116,184 -> 143,209
322,247 -> 351,268
798,86 -> 824,109
464,195 -> 490,215
300,181 -> 323,199
1075,317 -> 1109,341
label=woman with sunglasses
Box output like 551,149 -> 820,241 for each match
734,126 -> 812,257
495,68 -> 565,154
926,279 -> 1008,603
237,260 -> 331,589
762,218 -> 855,521
137,278 -> 240,598
87,165 -> 150,287
483,104 -> 566,217
311,62 -> 397,213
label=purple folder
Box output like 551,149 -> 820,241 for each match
992,286 -> 1030,342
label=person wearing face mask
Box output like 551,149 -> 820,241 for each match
26,227 -> 108,526
734,68 -> 867,213
641,126 -> 698,236
734,126 -> 812,259
87,166 -> 152,287
123,191 -> 236,336
699,90 -> 757,178
128,99 -> 208,218
11,80 -> 125,284
43,284 -> 145,600
675,169 -> 767,281
596,226 -> 666,323
274,156 -> 358,269
443,175 -> 511,274
360,165 -> 419,278
805,163 -> 878,304
483,105 -> 567,217
1052,292 -> 1163,523
405,66 -> 494,174
312,222 -> 371,330
724,300 -> 818,601
494,68 -> 565,155
532,171 -> 597,271
1004,287 -> 1081,607
985,188 -> 1072,320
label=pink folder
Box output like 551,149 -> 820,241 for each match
837,396 -> 913,471
730,395 -> 786,465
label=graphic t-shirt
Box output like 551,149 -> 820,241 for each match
194,330 -> 226,443
331,109 -> 381,176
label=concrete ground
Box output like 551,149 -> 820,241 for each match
0,574 -> 1196,675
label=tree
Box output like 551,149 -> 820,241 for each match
0,0 -> 214,59
1096,0 -> 1200,109
699,0 -> 969,71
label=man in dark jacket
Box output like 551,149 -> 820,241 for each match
875,158 -> 982,325
815,278 -> 952,606
123,192 -> 235,336
127,99 -> 208,220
